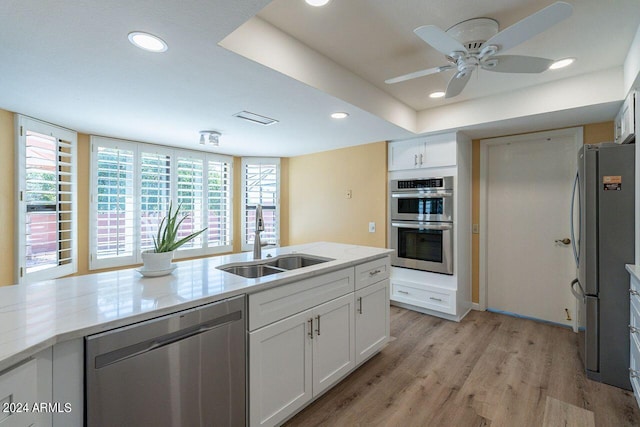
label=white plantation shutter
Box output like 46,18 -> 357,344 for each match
176,155 -> 204,251
90,137 -> 234,268
17,116 -> 77,284
241,158 -> 280,251
207,157 -> 233,251
94,145 -> 136,262
140,149 -> 172,252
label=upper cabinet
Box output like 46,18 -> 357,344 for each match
388,133 -> 457,171
615,90 -> 636,144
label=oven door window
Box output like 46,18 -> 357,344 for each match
397,198 -> 443,215
397,227 -> 443,263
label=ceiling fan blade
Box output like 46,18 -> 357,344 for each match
385,65 -> 454,84
482,55 -> 554,73
445,71 -> 472,98
414,25 -> 468,56
484,1 -> 573,53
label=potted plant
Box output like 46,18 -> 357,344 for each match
141,202 -> 207,273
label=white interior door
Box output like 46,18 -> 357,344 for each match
485,129 -> 579,326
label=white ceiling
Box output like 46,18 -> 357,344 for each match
1,0 -> 638,157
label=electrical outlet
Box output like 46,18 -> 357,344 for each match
346,189 -> 352,199
472,224 -> 479,234
368,222 -> 376,233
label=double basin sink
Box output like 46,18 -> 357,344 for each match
217,254 -> 333,279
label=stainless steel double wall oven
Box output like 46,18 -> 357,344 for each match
389,176 -> 454,275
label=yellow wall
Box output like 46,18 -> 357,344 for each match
0,110 -> 15,286
288,142 -> 387,248
470,122 -> 615,303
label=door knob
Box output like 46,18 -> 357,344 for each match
555,238 -> 571,245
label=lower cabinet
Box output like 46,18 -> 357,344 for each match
629,270 -> 640,407
249,293 -> 355,427
355,279 -> 390,365
0,349 -> 53,427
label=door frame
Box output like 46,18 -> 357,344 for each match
478,127 -> 583,329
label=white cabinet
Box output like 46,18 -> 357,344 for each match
355,279 -> 390,365
249,308 -> 313,427
312,294 -> 355,395
388,133 -> 457,171
249,293 -> 355,427
248,257 -> 391,426
629,271 -> 640,408
0,349 -> 52,426
615,90 -> 636,144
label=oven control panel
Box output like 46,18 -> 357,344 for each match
392,176 -> 453,191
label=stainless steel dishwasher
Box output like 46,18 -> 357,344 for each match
85,295 -> 245,426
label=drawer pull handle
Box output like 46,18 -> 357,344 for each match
429,297 -> 443,302
630,289 -> 640,296
358,297 -> 363,314
397,290 -> 409,295
369,269 -> 381,276
630,325 -> 640,334
315,315 -> 321,336
630,368 -> 640,378
308,318 -> 314,340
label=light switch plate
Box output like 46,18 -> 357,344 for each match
346,189 -> 352,199
369,222 -> 376,233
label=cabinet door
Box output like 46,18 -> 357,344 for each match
355,280 -> 390,365
312,294 -> 356,396
423,133 -> 457,168
249,310 -> 313,427
388,140 -> 424,171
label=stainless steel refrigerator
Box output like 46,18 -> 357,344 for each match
571,142 -> 635,390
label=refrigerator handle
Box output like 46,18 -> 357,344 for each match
570,171 -> 581,267
570,278 -> 585,302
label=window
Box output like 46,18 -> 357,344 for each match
90,137 -> 233,270
241,158 -> 280,251
16,115 -> 78,284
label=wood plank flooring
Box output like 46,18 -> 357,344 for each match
284,307 -> 640,427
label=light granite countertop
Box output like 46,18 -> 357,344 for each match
0,242 -> 392,372
627,264 -> 640,282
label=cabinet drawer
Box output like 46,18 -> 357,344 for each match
391,281 -> 455,315
249,268 -> 355,331
0,359 -> 38,425
354,257 -> 390,290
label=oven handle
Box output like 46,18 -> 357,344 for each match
391,222 -> 453,231
391,192 -> 452,198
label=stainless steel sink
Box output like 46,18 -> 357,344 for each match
264,255 -> 329,270
217,254 -> 333,278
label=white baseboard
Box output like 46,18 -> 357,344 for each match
472,302 -> 484,311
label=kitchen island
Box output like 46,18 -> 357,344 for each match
0,242 -> 392,426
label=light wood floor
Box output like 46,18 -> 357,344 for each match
285,307 -> 640,427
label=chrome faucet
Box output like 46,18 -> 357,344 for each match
253,204 -> 265,259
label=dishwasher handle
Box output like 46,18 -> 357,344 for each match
94,310 -> 242,369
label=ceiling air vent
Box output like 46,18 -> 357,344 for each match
233,111 -> 279,126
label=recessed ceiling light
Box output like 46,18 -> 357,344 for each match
549,58 -> 575,70
128,32 -> 168,52
429,91 -> 446,99
331,112 -> 349,119
305,0 -> 331,6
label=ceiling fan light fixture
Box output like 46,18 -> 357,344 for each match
128,32 -> 168,52
549,58 -> 575,70
305,0 -> 330,6
429,91 -> 445,99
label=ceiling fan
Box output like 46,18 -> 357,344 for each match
385,1 -> 573,98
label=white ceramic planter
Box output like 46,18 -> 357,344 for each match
141,250 -> 175,272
